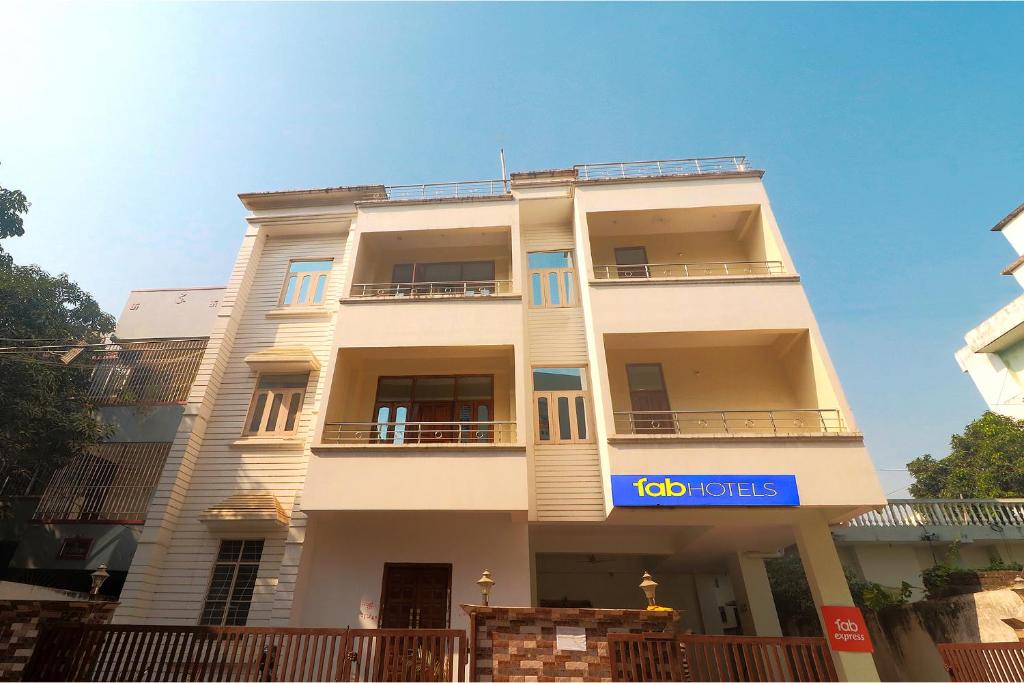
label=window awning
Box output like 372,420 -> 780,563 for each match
244,347 -> 321,373
200,491 -> 290,531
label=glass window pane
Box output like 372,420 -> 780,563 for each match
414,377 -> 455,400
627,365 -> 666,391
241,540 -> 265,560
284,393 -> 302,432
462,261 -> 496,281
392,264 -> 414,283
456,376 -> 493,400
575,396 -> 588,440
533,368 -> 583,391
615,247 -> 647,265
531,273 -> 543,306
547,273 -> 561,305
458,404 -> 473,422
258,374 -> 308,390
557,396 -> 572,440
283,275 -> 297,304
313,274 -> 328,304
375,405 -> 391,441
217,540 -> 243,562
419,263 -> 462,283
297,274 -> 311,304
393,406 -> 408,444
377,378 -> 413,401
563,272 -> 575,305
248,394 -> 267,433
477,404 -> 490,422
537,397 -> 550,441
264,394 -> 284,431
528,251 -> 572,268
289,260 -> 332,273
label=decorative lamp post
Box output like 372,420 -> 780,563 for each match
477,570 -> 495,606
639,571 -> 659,608
90,564 -> 110,600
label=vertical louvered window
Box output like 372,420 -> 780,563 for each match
200,539 -> 264,626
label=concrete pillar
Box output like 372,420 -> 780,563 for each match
794,512 -> 880,682
728,553 -> 782,637
694,575 -> 725,635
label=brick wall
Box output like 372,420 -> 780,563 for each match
0,600 -> 117,681
465,605 -> 680,682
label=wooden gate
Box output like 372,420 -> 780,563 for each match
23,624 -> 467,682
939,642 -> 1024,682
609,633 -> 837,682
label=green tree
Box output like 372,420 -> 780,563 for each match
0,176 -> 115,497
907,412 -> 1024,498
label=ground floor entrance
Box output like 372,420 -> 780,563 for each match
379,563 -> 452,628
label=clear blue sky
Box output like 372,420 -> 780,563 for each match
2,2 -> 1023,496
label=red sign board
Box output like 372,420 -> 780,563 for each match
821,605 -> 873,653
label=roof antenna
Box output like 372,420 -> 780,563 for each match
499,147 -> 508,191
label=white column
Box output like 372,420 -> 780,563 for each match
794,512 -> 880,682
727,553 -> 782,637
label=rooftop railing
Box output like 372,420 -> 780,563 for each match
350,280 -> 512,299
613,409 -> 845,436
575,156 -> 753,182
378,179 -> 511,202
594,261 -> 784,280
323,420 -> 517,445
845,499 -> 1024,528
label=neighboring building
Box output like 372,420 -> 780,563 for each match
113,156 -> 885,680
957,202 -> 1024,417
836,498 -> 1024,601
0,286 -> 224,597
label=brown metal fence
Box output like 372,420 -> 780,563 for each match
23,625 -> 467,682
609,633 -> 837,682
939,642 -> 1024,682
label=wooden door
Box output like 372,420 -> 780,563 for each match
412,402 -> 454,442
379,563 -> 452,629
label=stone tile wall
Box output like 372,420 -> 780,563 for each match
0,600 -> 117,681
464,605 -> 680,682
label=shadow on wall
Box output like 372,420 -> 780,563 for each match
867,589 -> 1024,682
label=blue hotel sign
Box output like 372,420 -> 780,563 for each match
611,474 -> 800,507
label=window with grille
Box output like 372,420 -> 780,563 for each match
243,374 -> 309,436
199,539 -> 264,626
56,537 -> 93,560
280,260 -> 332,307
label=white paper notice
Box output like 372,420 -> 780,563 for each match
555,626 -> 587,652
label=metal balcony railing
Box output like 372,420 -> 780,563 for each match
85,339 -> 207,405
322,420 -> 517,445
594,261 -> 784,280
575,156 -> 753,182
377,180 -> 511,202
613,409 -> 845,436
845,499 -> 1024,528
350,280 -> 513,299
33,442 -> 171,523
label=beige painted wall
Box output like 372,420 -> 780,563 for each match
335,299 -> 523,349
115,287 -> 226,340
292,512 -> 531,632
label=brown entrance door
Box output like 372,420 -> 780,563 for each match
413,402 -> 454,442
379,563 -> 452,628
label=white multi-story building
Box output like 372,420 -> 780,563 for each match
111,157 -> 886,681
957,203 -> 1024,417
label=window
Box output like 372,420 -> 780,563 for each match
391,261 -> 497,296
244,374 -> 308,436
56,537 -> 93,560
281,260 -> 332,307
533,367 -> 591,443
528,251 -> 576,308
372,375 -> 494,444
200,539 -> 264,626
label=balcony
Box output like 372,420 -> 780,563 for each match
85,339 -> 207,405
305,346 -> 527,512
587,205 -> 789,284
603,330 -> 847,440
371,179 -> 511,203
349,279 -> 513,300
